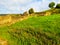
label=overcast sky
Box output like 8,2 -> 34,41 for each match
0,0 -> 60,14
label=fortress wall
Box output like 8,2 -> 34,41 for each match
0,15 -> 12,24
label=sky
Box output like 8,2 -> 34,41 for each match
0,0 -> 60,14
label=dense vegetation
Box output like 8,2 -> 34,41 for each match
0,14 -> 60,45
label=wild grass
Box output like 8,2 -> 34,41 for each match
0,14 -> 60,45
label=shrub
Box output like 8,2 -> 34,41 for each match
56,4 -> 60,9
23,11 -> 28,16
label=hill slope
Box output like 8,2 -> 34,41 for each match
0,14 -> 60,45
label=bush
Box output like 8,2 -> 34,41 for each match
23,11 -> 28,16
56,4 -> 60,9
28,8 -> 34,14
49,2 -> 55,8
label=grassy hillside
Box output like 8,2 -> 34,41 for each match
0,14 -> 60,45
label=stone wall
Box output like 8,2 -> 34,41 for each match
0,15 -> 12,24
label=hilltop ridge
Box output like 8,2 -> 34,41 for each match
0,9 -> 60,26
0,14 -> 60,45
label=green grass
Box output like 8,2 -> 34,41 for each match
0,14 -> 60,45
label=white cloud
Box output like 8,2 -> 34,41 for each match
58,0 -> 60,3
0,0 -> 59,14
13,0 -> 33,4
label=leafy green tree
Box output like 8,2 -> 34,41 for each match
56,4 -> 60,9
49,2 -> 55,8
29,8 -> 34,14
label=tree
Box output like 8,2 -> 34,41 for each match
28,8 -> 34,14
56,4 -> 60,9
49,2 -> 55,8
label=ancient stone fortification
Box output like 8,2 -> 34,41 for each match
31,11 -> 52,16
0,12 -> 52,25
45,12 -> 52,16
0,15 -> 28,25
0,15 -> 12,24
